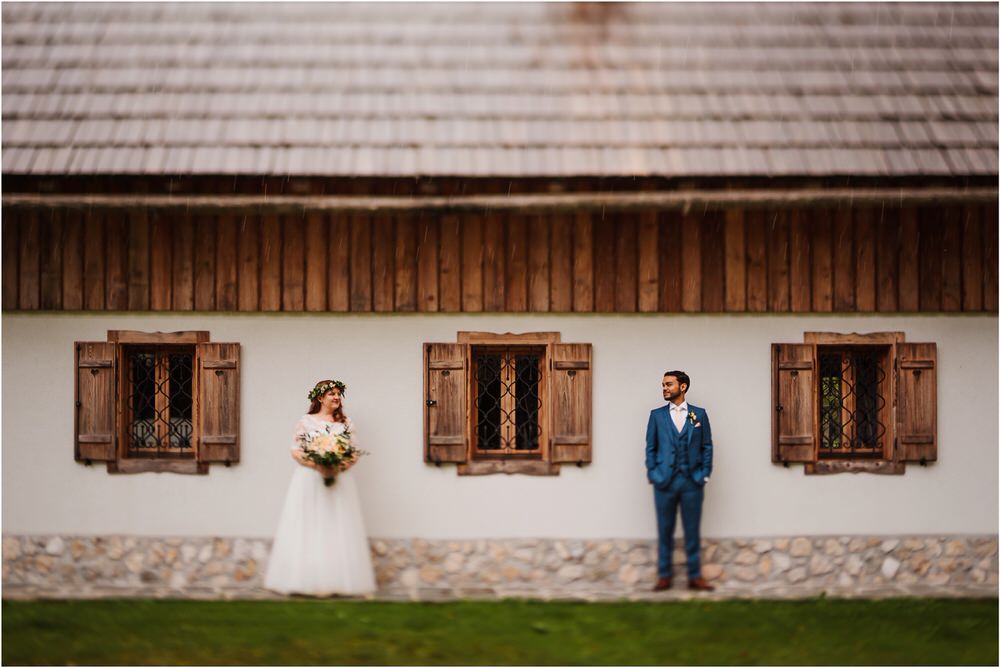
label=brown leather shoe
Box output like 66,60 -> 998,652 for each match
687,576 -> 715,591
652,576 -> 672,591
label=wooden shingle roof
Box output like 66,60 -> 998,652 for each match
2,2 -> 997,177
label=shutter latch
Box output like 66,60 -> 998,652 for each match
426,399 -> 437,406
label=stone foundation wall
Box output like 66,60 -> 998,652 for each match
3,535 -> 997,598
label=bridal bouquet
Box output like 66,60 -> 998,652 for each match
299,424 -> 367,487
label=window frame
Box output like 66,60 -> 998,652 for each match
423,331 -> 591,476
773,331 -> 930,475
109,330 -> 209,474
73,330 -> 244,475
469,343 -> 548,461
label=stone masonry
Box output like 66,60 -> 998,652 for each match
3,535 -> 997,600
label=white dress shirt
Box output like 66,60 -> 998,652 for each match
668,401 -> 689,433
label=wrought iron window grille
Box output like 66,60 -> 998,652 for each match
473,346 -> 543,456
818,347 -> 888,459
125,346 -> 195,458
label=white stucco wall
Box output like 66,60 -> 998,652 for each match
2,312 -> 997,539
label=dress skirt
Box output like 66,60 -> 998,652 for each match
264,466 -> 376,596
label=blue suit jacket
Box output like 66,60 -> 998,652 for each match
645,403 -> 713,489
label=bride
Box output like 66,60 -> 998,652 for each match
264,379 -> 376,596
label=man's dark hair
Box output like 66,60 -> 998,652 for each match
663,370 -> 690,391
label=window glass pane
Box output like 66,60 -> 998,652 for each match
818,348 -> 886,459
854,350 -> 885,450
475,353 -> 502,450
169,353 -> 194,448
129,352 -> 158,450
514,354 -> 540,450
819,352 -> 842,452
126,347 -> 195,457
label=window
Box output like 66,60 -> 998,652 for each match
772,332 -> 937,474
125,346 -> 195,458
424,332 -> 592,475
75,331 -> 240,474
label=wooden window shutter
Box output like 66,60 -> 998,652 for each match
424,342 -> 469,463
772,343 -> 816,463
550,343 -> 592,464
196,342 -> 240,465
75,341 -> 117,462
896,342 -> 937,463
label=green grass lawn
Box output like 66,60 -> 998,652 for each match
3,598 -> 997,665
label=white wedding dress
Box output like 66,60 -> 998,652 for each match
264,414 -> 376,596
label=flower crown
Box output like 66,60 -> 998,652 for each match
308,380 -> 347,401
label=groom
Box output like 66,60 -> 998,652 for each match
645,370 -> 714,591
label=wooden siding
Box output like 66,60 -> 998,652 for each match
2,205 -> 995,313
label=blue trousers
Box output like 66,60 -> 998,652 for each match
653,474 -> 704,579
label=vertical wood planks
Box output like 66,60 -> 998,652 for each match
125,211 -> 149,311
394,215 -> 417,311
438,215 -> 461,312
810,209 -> 833,312
832,208 -> 855,311
461,216 -> 484,312
550,214 -> 573,312
898,207 -> 920,312
745,209 -> 768,312
592,214 -> 616,312
62,211 -> 84,310
982,204 -> 998,312
767,211 -> 790,312
506,215 -> 528,311
572,213 -> 593,312
371,215 -> 395,312
304,212 -> 328,312
171,214 -> 195,311
215,213 -> 238,311
961,205 -> 983,311
637,212 -> 659,312
105,211 -> 128,310
724,209 -> 746,312
150,211 -> 172,311
281,214 -> 305,311
192,215 -> 216,311
259,214 -> 282,311
18,211 -> 40,310
876,206 -> 900,312
918,207 -> 943,311
237,215 -> 260,311
528,214 -> 550,312
701,212 -> 725,312
2,213 -> 19,309
788,209 -> 811,312
482,214 -> 505,312
614,214 -> 637,312
658,211 -> 682,312
39,209 -> 64,310
328,214 -> 350,312
854,207 -> 876,312
348,214 -> 372,311
680,213 -> 701,312
417,215 -> 439,312
940,207 -> 962,312
6,198 -> 997,316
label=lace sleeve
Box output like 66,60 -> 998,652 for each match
292,416 -> 309,451
345,417 -> 358,446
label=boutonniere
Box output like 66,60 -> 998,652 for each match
687,410 -> 698,426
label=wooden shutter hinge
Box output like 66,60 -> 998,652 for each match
919,457 -> 928,466
224,459 -> 231,467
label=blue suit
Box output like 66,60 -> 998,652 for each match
645,403 -> 713,579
